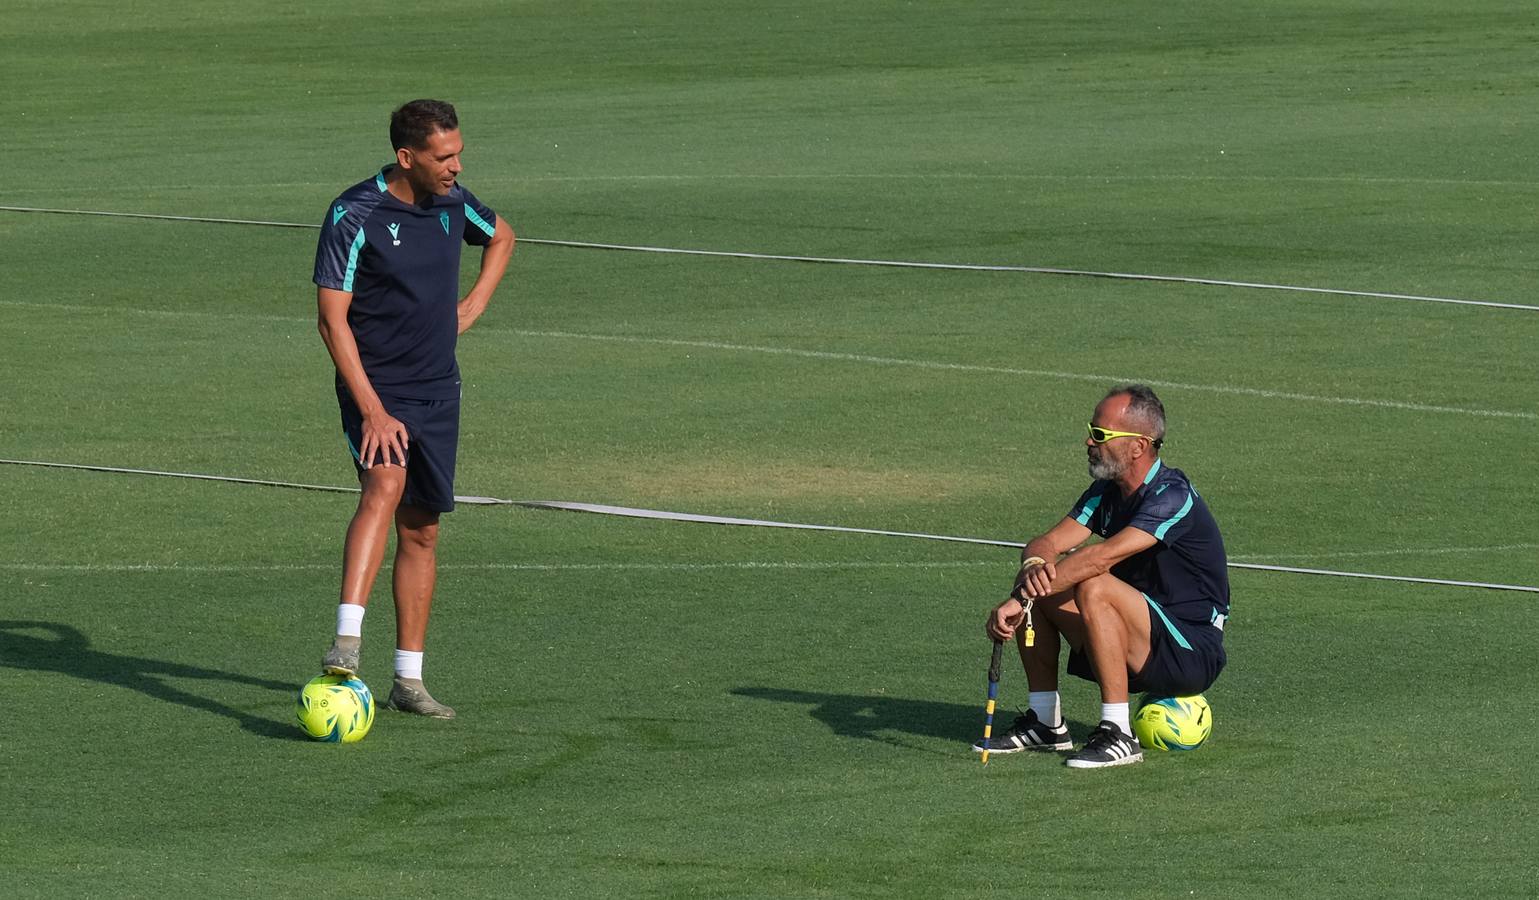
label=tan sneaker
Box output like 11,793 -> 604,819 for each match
386,677 -> 456,719
321,636 -> 361,676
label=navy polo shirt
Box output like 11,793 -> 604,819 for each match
314,166 -> 498,399
1067,458 -> 1230,626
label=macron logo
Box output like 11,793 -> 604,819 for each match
332,205 -> 346,225
1154,484 -> 1170,496
387,223 -> 401,246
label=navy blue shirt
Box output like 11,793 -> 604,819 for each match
314,166 -> 498,399
1067,458 -> 1230,626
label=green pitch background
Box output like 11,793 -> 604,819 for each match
2,1 -> 1536,897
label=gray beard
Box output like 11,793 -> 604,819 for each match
1089,455 -> 1125,481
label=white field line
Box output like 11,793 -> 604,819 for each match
464,173 -> 1539,188
514,330 -> 1537,421
6,173 -> 1539,188
0,559 -> 1000,575
1224,563 -> 1537,593
1230,543 -> 1539,563
512,240 -> 1539,312
0,300 -> 1529,421
4,458 -> 1535,593
2,205 -> 1535,312
0,298 -> 310,326
19,549 -> 1523,572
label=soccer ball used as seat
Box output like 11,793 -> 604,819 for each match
1132,694 -> 1212,751
296,674 -> 375,743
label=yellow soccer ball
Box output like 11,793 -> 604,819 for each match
1133,694 -> 1212,751
296,674 -> 375,743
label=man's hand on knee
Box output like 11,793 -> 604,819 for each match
987,597 -> 1025,642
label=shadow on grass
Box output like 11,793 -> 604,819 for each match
732,686 -> 987,755
0,620 -> 303,741
733,686 -> 1097,756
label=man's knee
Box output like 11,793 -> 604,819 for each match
1074,575 -> 1146,629
358,470 -> 406,514
1074,575 -> 1117,616
396,507 -> 440,550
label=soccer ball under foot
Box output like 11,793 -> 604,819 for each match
296,674 -> 375,743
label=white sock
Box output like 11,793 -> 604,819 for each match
395,649 -> 424,680
336,603 -> 365,638
1102,702 -> 1131,736
1029,691 -> 1061,727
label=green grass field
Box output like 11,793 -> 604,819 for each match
3,1 -> 1537,896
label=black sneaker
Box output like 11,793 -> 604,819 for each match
972,710 -> 1073,754
1065,720 -> 1143,768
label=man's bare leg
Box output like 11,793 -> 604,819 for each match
1066,573 -> 1153,768
385,503 -> 454,718
1018,590 -> 1087,693
391,503 -> 439,652
1075,574 -> 1153,705
323,467 -> 406,675
974,592 -> 1085,753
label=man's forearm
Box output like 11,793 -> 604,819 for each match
318,315 -> 384,417
1021,536 -> 1065,566
458,226 -> 515,334
1040,544 -> 1113,594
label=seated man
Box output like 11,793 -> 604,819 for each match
976,384 -> 1230,768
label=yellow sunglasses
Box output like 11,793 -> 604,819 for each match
1087,423 -> 1162,448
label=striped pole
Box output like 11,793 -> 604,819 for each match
980,640 -> 1005,765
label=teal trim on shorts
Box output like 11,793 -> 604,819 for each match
1144,593 -> 1193,651
464,204 -> 495,238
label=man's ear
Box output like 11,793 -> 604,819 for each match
396,146 -> 414,170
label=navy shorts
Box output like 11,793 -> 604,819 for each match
337,385 -> 460,514
1067,594 -> 1226,697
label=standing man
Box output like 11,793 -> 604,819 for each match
975,385 -> 1229,767
312,99 -> 515,718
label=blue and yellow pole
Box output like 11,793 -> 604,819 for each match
980,639 -> 1004,765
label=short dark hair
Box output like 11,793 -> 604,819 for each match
390,99 -> 458,151
1106,383 -> 1166,450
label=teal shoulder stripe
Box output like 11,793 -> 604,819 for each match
464,204 -> 495,238
1074,489 -> 1104,526
375,170 -> 388,192
1144,594 -> 1193,650
1153,490 -> 1194,541
1142,458 -> 1163,485
341,226 -> 367,292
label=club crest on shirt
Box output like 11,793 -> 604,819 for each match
439,211 -> 451,235
332,204 -> 346,225
387,222 -> 401,246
